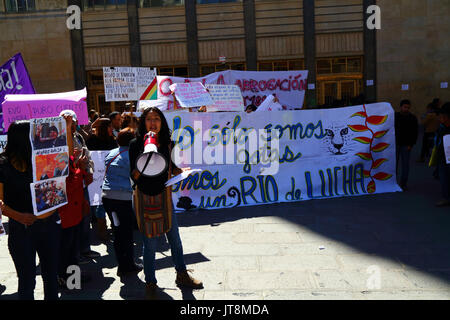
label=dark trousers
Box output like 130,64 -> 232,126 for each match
102,197 -> 135,270
59,223 -> 80,279
7,213 -> 60,300
420,132 -> 435,159
396,145 -> 411,186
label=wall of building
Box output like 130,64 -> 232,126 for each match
377,0 -> 450,114
0,6 -> 75,94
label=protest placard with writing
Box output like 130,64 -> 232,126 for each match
169,82 -> 214,109
205,84 -> 244,112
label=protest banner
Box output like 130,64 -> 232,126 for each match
29,117 -> 69,182
30,176 -> 68,216
87,150 -> 110,206
205,84 -> 244,112
0,53 -> 36,134
156,70 -> 308,111
2,88 -> 88,132
103,67 -> 157,102
169,82 -> 214,109
164,102 -> 401,211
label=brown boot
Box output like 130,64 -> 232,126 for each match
96,218 -> 109,241
175,269 -> 203,289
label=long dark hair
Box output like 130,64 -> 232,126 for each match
3,120 -> 32,171
137,107 -> 171,147
95,118 -> 115,143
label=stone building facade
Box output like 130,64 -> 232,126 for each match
0,0 -> 448,115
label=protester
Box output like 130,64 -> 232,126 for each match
121,113 -> 139,131
109,112 -> 122,138
418,103 -> 440,162
102,128 -> 142,276
0,121 -> 60,300
129,107 -> 203,298
86,118 -> 118,241
433,102 -> 450,207
245,104 -> 257,113
57,114 -> 92,288
395,99 -> 418,191
59,110 -> 98,262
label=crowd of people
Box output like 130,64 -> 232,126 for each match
0,106 -> 202,300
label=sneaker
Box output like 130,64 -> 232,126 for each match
145,282 -> 159,300
117,263 -> 143,277
175,269 -> 203,289
81,250 -> 101,259
436,199 -> 450,207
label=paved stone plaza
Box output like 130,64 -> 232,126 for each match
1,151 -> 450,300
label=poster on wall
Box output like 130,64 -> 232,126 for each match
164,102 -> 401,211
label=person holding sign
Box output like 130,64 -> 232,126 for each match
0,121 -> 61,300
129,107 -> 203,299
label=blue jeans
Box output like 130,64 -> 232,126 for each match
91,204 -> 106,219
141,212 -> 186,284
396,145 -> 411,186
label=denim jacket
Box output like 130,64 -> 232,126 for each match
102,147 -> 132,192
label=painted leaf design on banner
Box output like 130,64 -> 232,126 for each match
367,180 -> 376,193
366,115 -> 388,125
373,130 -> 389,139
373,172 -> 393,181
363,170 -> 371,178
353,136 -> 372,144
348,125 -> 368,132
372,158 -> 388,169
351,111 -> 367,118
371,142 -> 389,152
356,153 -> 372,161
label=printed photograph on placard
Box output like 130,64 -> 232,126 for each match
30,177 -> 68,216
30,117 -> 67,150
34,151 -> 69,181
0,219 -> 5,237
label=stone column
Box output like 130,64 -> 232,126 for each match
363,0 -> 377,102
127,0 -> 142,67
303,0 -> 317,108
243,0 -> 257,71
68,0 -> 87,90
185,0 -> 200,77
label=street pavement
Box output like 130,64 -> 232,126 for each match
1,146 -> 450,300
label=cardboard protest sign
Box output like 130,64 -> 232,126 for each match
254,94 -> 283,112
205,84 -> 244,112
0,53 -> 36,133
30,177 -> 68,216
169,82 -> 214,109
2,88 -> 88,132
87,150 -> 110,206
103,67 -> 157,102
30,117 -> 69,182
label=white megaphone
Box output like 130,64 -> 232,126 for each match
136,131 -> 168,177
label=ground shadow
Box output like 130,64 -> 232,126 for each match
175,135 -> 450,285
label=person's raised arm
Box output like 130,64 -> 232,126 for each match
62,115 -> 74,156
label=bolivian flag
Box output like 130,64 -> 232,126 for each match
139,77 -> 158,100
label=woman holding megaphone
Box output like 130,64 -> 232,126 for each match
129,107 -> 203,299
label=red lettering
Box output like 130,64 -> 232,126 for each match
235,79 -> 243,91
299,79 -> 306,91
267,79 -> 276,90
258,80 -> 267,91
217,74 -> 225,85
159,78 -> 173,96
250,80 -> 258,93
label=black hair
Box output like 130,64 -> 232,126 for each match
3,121 -> 32,171
109,111 -> 121,121
49,125 -> 58,134
137,107 -> 171,147
245,104 -> 257,112
400,99 -> 411,107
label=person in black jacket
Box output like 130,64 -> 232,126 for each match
434,102 -> 450,207
395,99 -> 418,190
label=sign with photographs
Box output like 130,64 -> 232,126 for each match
29,117 -> 69,215
30,177 -> 68,216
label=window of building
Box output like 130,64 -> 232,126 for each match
4,0 -> 35,13
157,66 -> 189,77
200,62 -> 246,76
140,0 -> 184,8
197,0 -> 240,4
82,0 -> 127,10
316,56 -> 362,75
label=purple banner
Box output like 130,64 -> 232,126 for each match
0,53 -> 36,134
